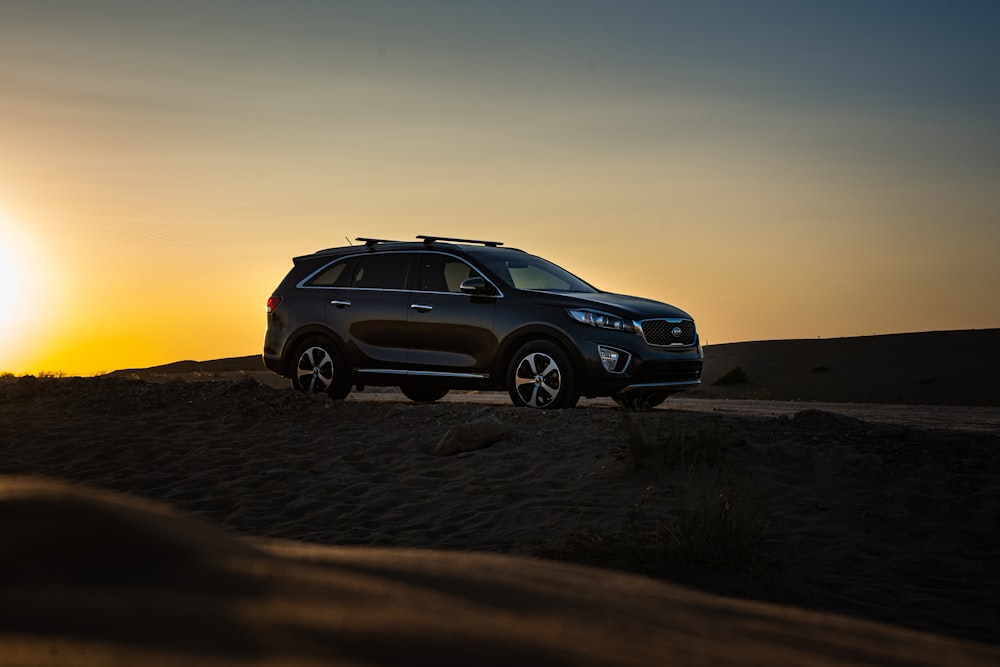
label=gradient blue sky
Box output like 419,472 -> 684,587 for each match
1,1 -> 998,374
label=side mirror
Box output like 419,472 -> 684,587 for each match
459,277 -> 496,296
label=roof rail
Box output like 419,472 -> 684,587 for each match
417,235 -> 503,247
355,237 -> 405,251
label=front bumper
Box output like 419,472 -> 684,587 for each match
574,329 -> 703,397
616,379 -> 701,395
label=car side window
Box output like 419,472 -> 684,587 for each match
351,253 -> 411,290
418,254 -> 476,292
306,259 -> 355,287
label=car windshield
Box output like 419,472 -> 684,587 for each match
484,254 -> 597,293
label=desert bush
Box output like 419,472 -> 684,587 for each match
621,413 -> 647,472
621,415 -> 735,474
538,415 -> 774,597
654,418 -> 733,472
667,467 -> 768,574
36,370 -> 67,379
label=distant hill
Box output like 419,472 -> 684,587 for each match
695,329 -> 1000,406
112,329 -> 1000,406
115,355 -> 267,375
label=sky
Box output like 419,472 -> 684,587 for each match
1,1 -> 998,375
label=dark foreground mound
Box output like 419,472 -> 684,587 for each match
2,476 -> 997,667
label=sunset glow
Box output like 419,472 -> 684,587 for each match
0,208 -> 52,372
1,2 -> 998,376
0,220 -> 27,337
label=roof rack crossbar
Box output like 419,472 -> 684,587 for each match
355,237 -> 406,251
417,235 -> 503,247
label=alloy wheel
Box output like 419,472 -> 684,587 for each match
513,352 -> 562,408
295,346 -> 335,394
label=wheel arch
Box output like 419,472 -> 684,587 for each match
496,325 -> 585,390
281,326 -> 350,377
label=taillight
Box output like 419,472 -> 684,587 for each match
266,296 -> 282,313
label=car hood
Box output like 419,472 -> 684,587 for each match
530,291 -> 692,320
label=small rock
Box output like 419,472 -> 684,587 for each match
432,418 -> 513,456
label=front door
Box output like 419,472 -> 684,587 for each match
405,252 -> 498,377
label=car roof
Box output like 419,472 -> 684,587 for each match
294,236 -> 527,263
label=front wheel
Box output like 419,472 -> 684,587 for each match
400,385 -> 450,403
507,341 -> 579,409
291,338 -> 351,399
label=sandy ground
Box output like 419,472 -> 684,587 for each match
1,373 -> 999,664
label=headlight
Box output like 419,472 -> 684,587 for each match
568,309 -> 635,333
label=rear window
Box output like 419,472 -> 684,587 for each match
305,259 -> 355,287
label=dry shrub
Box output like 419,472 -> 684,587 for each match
537,416 -> 775,598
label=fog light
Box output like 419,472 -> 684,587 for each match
600,347 -> 619,372
598,345 -> 630,374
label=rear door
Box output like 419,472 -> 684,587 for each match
404,252 -> 498,377
326,252 -> 412,370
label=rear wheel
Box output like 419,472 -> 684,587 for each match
291,338 -> 351,399
400,385 -> 450,403
507,341 -> 579,409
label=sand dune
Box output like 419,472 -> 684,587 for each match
2,372 -> 999,664
696,329 -> 1000,406
2,476 -> 998,667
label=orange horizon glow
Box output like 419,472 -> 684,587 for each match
3,214 -> 995,377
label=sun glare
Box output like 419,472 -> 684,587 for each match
0,226 -> 26,327
0,208 -> 48,372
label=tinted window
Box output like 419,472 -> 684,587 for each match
417,254 -> 476,292
351,253 -> 411,289
306,258 -> 355,287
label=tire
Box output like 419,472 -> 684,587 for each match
507,341 -> 579,409
400,385 -> 450,403
290,338 -> 351,399
612,392 -> 669,411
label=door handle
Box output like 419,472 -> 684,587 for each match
330,300 -> 352,308
410,303 -> 433,312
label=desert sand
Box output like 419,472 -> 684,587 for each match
2,330 -> 999,664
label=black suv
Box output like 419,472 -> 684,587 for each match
263,236 -> 702,409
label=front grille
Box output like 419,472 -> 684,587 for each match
639,319 -> 696,346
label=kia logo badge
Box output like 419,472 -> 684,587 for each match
671,326 -> 683,337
